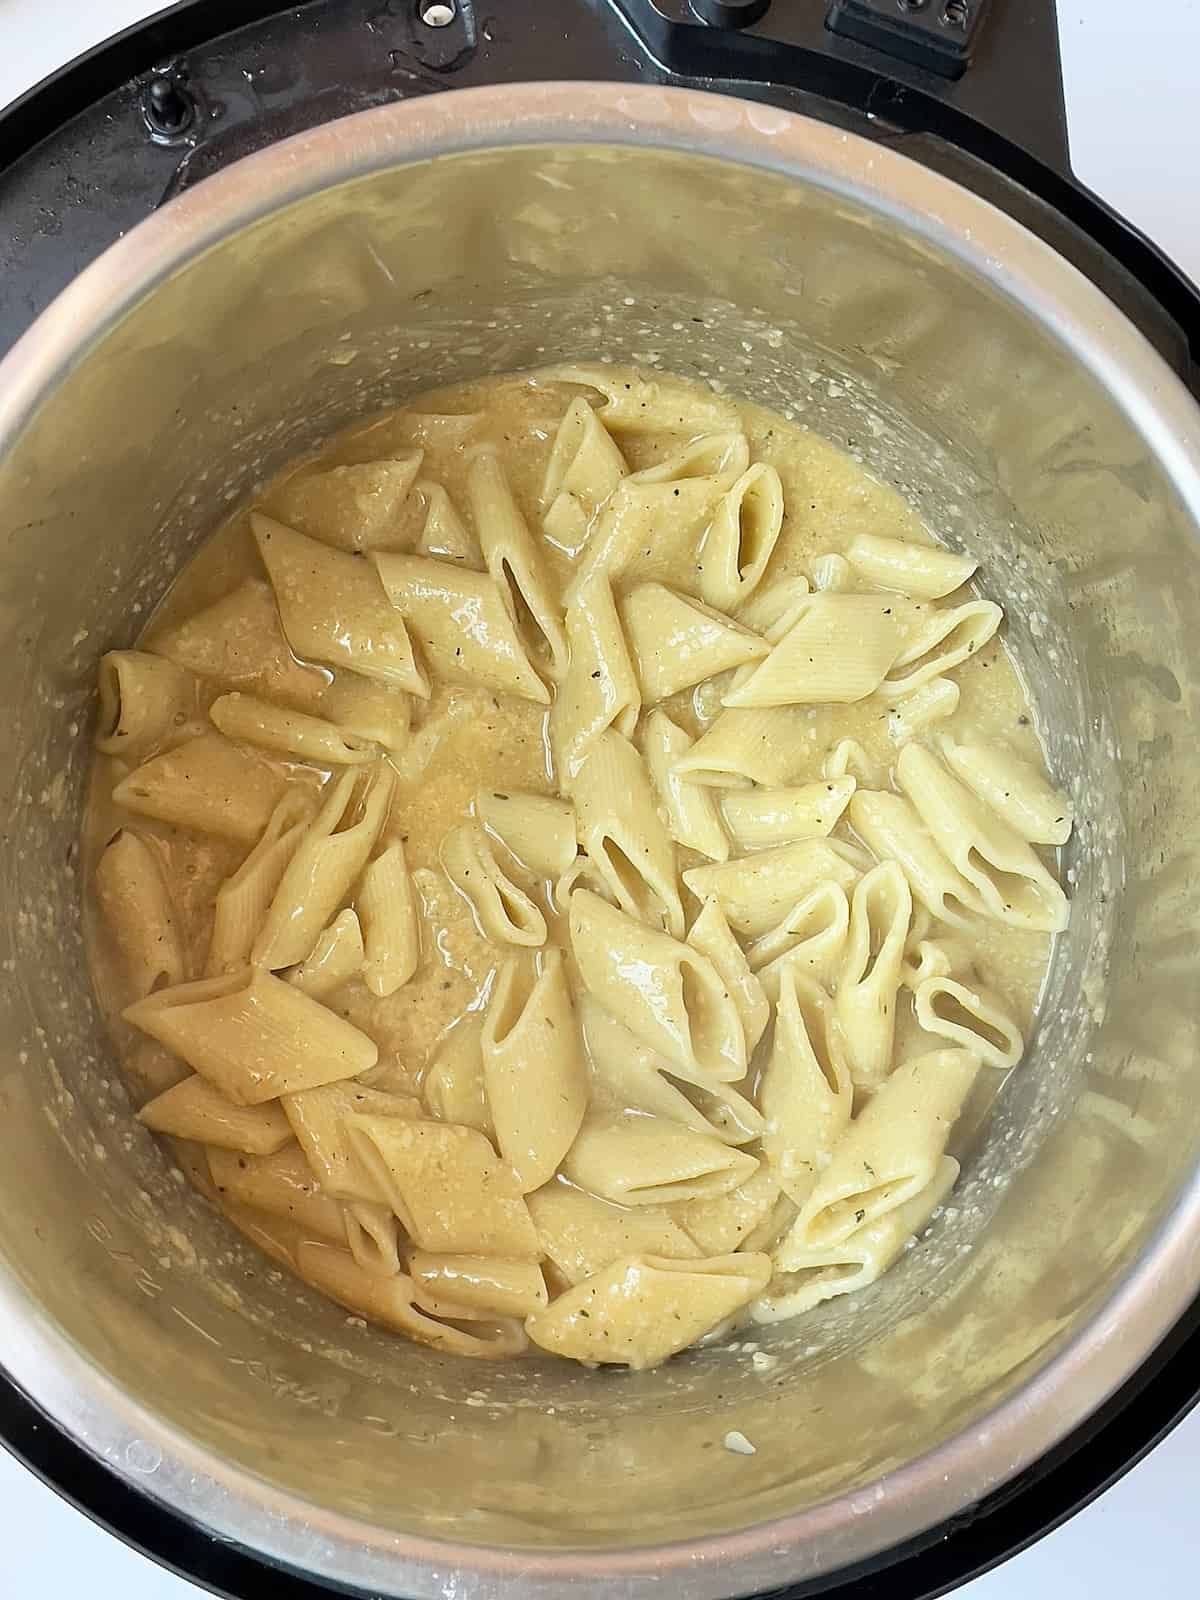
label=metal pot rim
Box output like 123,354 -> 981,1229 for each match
1,80 -> 1199,1600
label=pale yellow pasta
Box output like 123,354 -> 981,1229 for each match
344,1200 -> 403,1277
562,1114 -> 759,1207
388,409 -> 483,450
253,514 -> 428,695
540,395 -> 627,556
811,552 -> 853,592
94,829 -> 185,999
527,1179 -> 701,1286
848,789 -> 982,927
208,1145 -> 346,1242
748,881 -> 851,998
413,480 -> 478,565
252,762 -> 395,970
682,837 -> 862,940
759,968 -> 853,1206
913,975 -> 1024,1069
408,1253 -> 549,1320
210,692 -> 378,765
880,599 -> 1002,696
475,788 -> 577,880
686,896 -> 769,1059
672,706 -> 819,789
96,649 -> 198,763
569,891 -> 746,1083
940,736 -> 1074,846
641,708 -> 729,863
900,932 -> 973,991
571,730 -> 683,937
525,1252 -> 770,1370
836,861 -> 913,1090
481,952 -> 589,1192
720,777 -> 856,852
356,841 -> 420,997
723,594 -> 911,708
674,1164 -> 781,1256
138,1074 -> 293,1155
205,792 -> 315,977
372,552 -> 549,704
285,909 -> 365,1000
318,674 -> 411,752
884,676 -> 960,743
538,363 -> 741,433
620,583 -> 768,701
845,533 -> 977,599
112,732 -> 286,845
698,462 -> 785,611
421,1015 -> 494,1138
548,571 -> 640,785
736,574 -> 812,638
823,737 -> 880,786
282,1081 -> 420,1200
124,969 -> 378,1104
896,744 -> 1069,932
440,821 -> 547,947
268,455 -> 423,552
465,446 -> 568,679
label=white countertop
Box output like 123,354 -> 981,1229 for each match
1,0 -> 1198,1593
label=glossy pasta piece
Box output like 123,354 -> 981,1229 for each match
682,837 -> 862,940
672,706 -> 818,789
94,830 -> 185,999
941,737 -> 1073,846
641,709 -> 728,863
697,463 -> 785,612
736,575 -> 812,638
112,733 -> 286,845
562,1115 -> 759,1207
811,552 -> 853,592
146,577 -> 326,709
686,895 -> 769,1058
526,1178 -> 701,1285
413,480 -> 479,566
548,572 -> 640,786
408,1253 -> 549,1321
848,789 -> 982,928
836,861 -> 913,1090
124,968 -> 378,1104
823,738 -> 880,787
268,455 -> 423,552
913,975 -> 1024,1069
759,968 -> 853,1206
318,674 -> 411,752
845,533 -> 977,599
344,1200 -> 402,1278
210,692 -> 378,765
252,514 -> 428,695
896,744 -> 1069,932
96,650 -> 198,763
481,952 -> 589,1192
720,778 -> 856,853
422,1014 -> 494,1138
372,552 -> 549,705
204,793 -> 313,977
899,932 -> 972,991
540,396 -> 627,556
345,1116 -> 540,1258
285,909 -> 365,1000
465,446 -> 568,679
723,594 -> 911,708
252,762 -> 395,970
569,891 -> 746,1083
356,841 -> 420,996
748,881 -> 851,999
675,1164 -> 781,1256
388,410 -> 483,450
880,600 -> 1002,695
208,1145 -> 346,1242
440,821 -> 547,947
753,1156 -> 958,1323
572,730 -> 684,937
620,583 -> 768,701
282,1081 -> 420,1200
475,788 -> 577,880
537,364 -> 741,433
786,1048 -> 980,1251
525,1251 -> 770,1370
138,1074 -> 293,1155
883,677 -> 959,742
295,1241 -> 527,1359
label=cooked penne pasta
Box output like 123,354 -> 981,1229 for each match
880,599 -> 1002,696
682,837 -> 862,940
408,1253 -> 549,1320
475,788 -> 577,881
421,1014 -> 494,1137
823,737 -> 880,786
759,968 -> 853,1206
387,410 -> 483,450
252,514 -> 428,695
538,364 -> 740,433
440,821 -> 547,947
548,572 -> 641,786
267,455 -> 423,552
481,952 -> 588,1192
253,762 -> 394,970
562,1115 -> 759,1207
112,732 -> 287,845
748,881 -> 851,998
735,574 -> 812,638
96,650 -> 199,764
540,396 -> 627,556
570,891 -> 746,1083
356,841 -> 420,996
674,1164 -> 781,1256
913,975 -> 1024,1069
940,736 -> 1073,846
686,895 -> 769,1059
899,933 -> 971,991
209,692 -> 378,765
836,861 -> 913,1090
138,1074 -> 293,1154
526,1178 -> 701,1286
282,1080 -> 420,1200
697,462 -> 785,612
318,674 -> 411,752
641,709 -> 729,863
848,788 -> 982,927
571,730 -> 684,937
413,480 -> 478,565
672,706 -> 819,789
205,791 -> 315,976
845,533 -> 977,599
94,829 -> 185,999
525,1251 -> 770,1369
883,676 -> 960,742
620,583 -> 768,702
344,1199 -> 403,1278
811,552 -> 853,592
208,1144 -> 346,1242
124,968 -> 378,1104
722,593 -> 911,708
720,777 -> 856,852
285,908 -> 365,1000
372,552 -> 549,704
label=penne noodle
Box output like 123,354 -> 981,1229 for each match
205,791 -> 316,976
536,363 -> 741,433
112,732 -> 287,844
413,479 -> 479,566
880,599 -> 1002,696
475,788 -> 577,881
282,1080 -> 421,1200
356,840 -> 420,997
344,1199 -> 403,1278
846,533 -> 977,599
285,908 -> 365,1000
210,692 -> 378,765
674,1163 -> 781,1256
540,396 -> 627,556
940,736 -> 1074,846
672,705 -> 820,789
208,1144 -> 346,1242
94,829 -> 185,999
562,1114 -> 759,1208
422,1014 -> 495,1138
848,788 -> 982,927
620,582 -> 768,702
549,572 -> 641,786
408,1253 -> 549,1321
835,861 -> 913,1090
697,462 -> 785,612
811,552 -> 853,592
96,650 -> 199,764
527,1177 -> 701,1286
759,967 -> 853,1207
440,821 -> 547,947
318,674 -> 411,752
720,777 -> 856,853
723,593 -> 912,708
138,1074 -> 293,1155
823,737 -> 880,787
682,836 -> 862,940
641,708 -> 729,863
748,880 -> 851,999
882,676 -> 960,742
267,454 -> 424,552
913,975 -> 1024,1070
686,896 -> 769,1059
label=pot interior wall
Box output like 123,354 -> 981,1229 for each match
0,142 -> 1197,1560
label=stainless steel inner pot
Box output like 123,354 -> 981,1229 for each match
1,82 -> 1198,1600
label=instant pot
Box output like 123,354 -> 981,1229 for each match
1,3 -> 1198,1597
